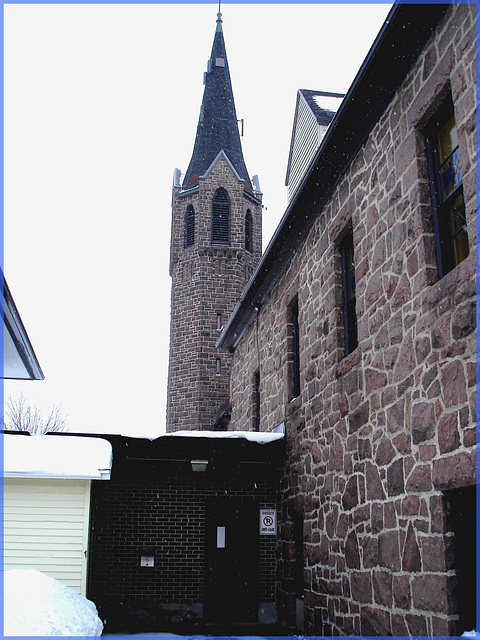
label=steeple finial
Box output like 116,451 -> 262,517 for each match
216,2 -> 222,32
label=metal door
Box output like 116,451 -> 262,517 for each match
204,496 -> 258,622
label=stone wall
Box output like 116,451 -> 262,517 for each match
228,4 -> 476,635
167,157 -> 262,431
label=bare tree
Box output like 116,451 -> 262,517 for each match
3,392 -> 69,434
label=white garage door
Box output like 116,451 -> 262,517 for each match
4,478 -> 91,595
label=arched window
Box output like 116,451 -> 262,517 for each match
245,209 -> 253,252
211,188 -> 230,244
184,205 -> 195,248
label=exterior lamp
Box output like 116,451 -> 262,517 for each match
191,459 -> 209,473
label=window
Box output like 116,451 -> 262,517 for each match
184,205 -> 195,248
216,358 -> 221,376
426,100 -> 469,278
254,371 -> 260,432
340,229 -> 358,355
245,210 -> 253,252
289,298 -> 301,399
216,313 -> 222,331
212,188 -> 230,244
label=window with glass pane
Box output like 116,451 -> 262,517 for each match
340,229 -> 358,356
245,210 -> 253,252
426,102 -> 469,277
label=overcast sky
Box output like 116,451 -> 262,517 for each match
4,3 -> 391,438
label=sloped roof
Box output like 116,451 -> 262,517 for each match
300,89 -> 342,126
3,274 -> 43,380
182,13 -> 252,191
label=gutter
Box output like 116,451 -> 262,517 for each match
217,3 -> 448,351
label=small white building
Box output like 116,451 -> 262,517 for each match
4,434 -> 112,596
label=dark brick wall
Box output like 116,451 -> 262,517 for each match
88,473 -> 277,631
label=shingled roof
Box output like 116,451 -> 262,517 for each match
182,13 -> 252,191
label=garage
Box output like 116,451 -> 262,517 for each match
4,434 -> 112,596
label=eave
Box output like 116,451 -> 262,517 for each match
3,274 -> 44,380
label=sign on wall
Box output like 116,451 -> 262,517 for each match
260,509 -> 277,535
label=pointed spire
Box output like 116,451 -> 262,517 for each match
182,12 -> 252,190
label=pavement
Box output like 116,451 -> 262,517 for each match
102,622 -> 296,637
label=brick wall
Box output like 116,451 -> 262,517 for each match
167,157 -> 262,432
88,473 -> 277,632
228,5 -> 476,635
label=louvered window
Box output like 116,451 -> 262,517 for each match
184,205 -> 195,248
212,188 -> 230,244
245,210 -> 253,252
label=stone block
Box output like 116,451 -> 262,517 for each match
350,571 -> 372,604
432,449 -> 476,490
377,530 -> 401,571
401,522 -> 421,572
411,573 -> 452,613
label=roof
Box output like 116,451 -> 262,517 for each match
4,433 -> 112,480
56,430 -> 285,480
299,89 -> 343,127
182,13 -> 252,191
3,274 -> 44,380
218,3 -> 449,351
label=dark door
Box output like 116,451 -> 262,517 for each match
204,496 -> 258,622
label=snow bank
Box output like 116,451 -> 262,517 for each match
162,430 -> 284,444
4,569 -> 103,636
4,434 -> 112,479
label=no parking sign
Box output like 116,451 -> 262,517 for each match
260,509 -> 277,535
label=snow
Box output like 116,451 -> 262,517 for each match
312,93 -> 344,112
4,569 -> 103,636
162,430 -> 284,444
4,434 -> 112,479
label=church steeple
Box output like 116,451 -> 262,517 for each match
183,12 -> 252,190
167,11 -> 262,433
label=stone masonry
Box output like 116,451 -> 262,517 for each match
227,5 -> 476,635
167,157 -> 262,432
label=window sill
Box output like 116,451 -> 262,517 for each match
334,346 -> 361,379
422,252 -> 475,311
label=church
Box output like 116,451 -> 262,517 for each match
165,2 -> 476,637
86,3 -> 475,635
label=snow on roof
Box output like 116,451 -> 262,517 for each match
312,93 -> 344,112
4,434 -> 113,480
162,430 -> 284,444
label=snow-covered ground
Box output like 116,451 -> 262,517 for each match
5,567 -> 477,638
4,569 -> 103,636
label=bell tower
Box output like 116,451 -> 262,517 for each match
167,11 -> 263,432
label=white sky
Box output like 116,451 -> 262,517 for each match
4,3 -> 391,438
